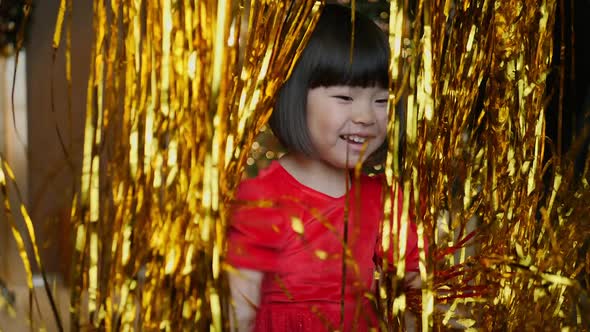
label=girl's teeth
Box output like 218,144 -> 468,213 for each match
342,135 -> 366,143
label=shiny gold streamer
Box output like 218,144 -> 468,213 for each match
0,157 -> 64,331
379,0 -> 588,330
60,0 -> 321,330
3,0 -> 589,331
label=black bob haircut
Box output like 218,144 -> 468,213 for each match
269,4 -> 390,161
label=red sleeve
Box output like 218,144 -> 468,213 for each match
375,184 -> 425,273
226,180 -> 288,272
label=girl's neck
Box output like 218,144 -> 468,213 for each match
279,153 -> 350,198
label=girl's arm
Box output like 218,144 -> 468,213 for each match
405,271 -> 421,289
228,268 -> 263,332
403,271 -> 421,332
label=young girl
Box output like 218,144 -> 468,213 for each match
227,4 -> 421,331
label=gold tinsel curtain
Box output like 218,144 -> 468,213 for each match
380,0 -> 588,330
53,0 -> 322,330
2,0 -> 589,331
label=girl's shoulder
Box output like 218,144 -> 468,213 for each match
358,173 -> 409,204
359,173 -> 386,194
235,161 -> 290,201
360,172 -> 385,184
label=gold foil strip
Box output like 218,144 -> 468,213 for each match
377,0 -> 587,330
65,0 -> 321,330
0,159 -> 63,330
3,0 -> 588,330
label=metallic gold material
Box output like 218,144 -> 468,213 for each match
377,0 -> 588,330
65,0 -> 320,330
4,0 -> 589,330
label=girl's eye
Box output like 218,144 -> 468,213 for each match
375,99 -> 388,104
333,95 -> 353,101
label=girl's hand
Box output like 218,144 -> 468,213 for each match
228,268 -> 263,332
404,272 -> 478,330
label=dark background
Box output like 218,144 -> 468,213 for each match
547,0 -> 590,171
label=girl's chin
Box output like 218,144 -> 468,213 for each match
320,149 -> 372,169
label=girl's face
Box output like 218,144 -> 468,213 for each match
306,85 -> 388,169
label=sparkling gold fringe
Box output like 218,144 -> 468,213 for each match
379,0 -> 588,330
4,0 -> 589,331
63,0 -> 321,330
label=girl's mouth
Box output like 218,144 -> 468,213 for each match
340,134 -> 368,144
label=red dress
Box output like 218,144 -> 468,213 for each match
227,161 -> 420,332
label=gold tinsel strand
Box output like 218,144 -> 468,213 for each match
379,0 -> 588,330
61,0 -> 321,330
3,0 -> 589,331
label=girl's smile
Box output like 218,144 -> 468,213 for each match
306,85 -> 388,169
339,133 -> 375,152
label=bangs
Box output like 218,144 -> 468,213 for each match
303,6 -> 389,89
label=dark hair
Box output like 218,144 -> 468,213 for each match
269,4 -> 389,160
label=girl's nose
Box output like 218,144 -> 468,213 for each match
351,103 -> 376,125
